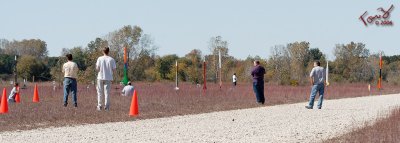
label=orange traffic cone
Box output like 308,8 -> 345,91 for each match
33,84 -> 39,102
129,90 -> 139,116
15,87 -> 20,103
0,88 -> 8,114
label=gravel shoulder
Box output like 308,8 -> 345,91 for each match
1,94 -> 400,143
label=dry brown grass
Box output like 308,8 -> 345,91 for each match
0,82 -> 399,132
324,107 -> 400,143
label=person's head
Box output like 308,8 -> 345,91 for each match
254,60 -> 260,66
314,60 -> 321,67
128,82 -> 132,85
103,47 -> 110,55
14,82 -> 19,87
66,54 -> 73,61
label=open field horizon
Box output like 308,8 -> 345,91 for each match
1,82 -> 399,132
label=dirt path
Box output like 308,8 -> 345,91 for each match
1,94 -> 399,143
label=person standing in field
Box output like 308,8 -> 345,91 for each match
7,83 -> 19,103
232,73 -> 237,86
251,60 -> 266,105
62,54 -> 79,107
96,47 -> 116,111
121,81 -> 134,96
305,60 -> 326,109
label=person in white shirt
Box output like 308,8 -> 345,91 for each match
232,73 -> 237,86
62,54 -> 79,107
8,83 -> 19,102
121,81 -> 134,96
96,47 -> 116,111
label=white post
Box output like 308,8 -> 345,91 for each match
175,61 -> 179,90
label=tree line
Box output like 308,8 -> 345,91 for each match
0,25 -> 398,85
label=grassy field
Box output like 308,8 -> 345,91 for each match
324,107 -> 400,143
0,82 -> 399,132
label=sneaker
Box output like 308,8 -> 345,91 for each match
305,106 -> 313,109
63,103 -> 67,107
74,103 -> 78,108
257,102 -> 264,105
104,107 -> 110,111
8,99 -> 16,103
318,107 -> 322,109
97,106 -> 102,111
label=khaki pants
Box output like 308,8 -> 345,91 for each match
97,80 -> 111,109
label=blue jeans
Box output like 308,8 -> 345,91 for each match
308,83 -> 324,108
64,77 -> 77,105
253,81 -> 265,103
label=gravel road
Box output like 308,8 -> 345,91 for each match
1,94 -> 400,143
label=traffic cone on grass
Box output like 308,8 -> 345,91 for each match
129,90 -> 139,116
33,84 -> 39,102
15,87 -> 20,103
0,88 -> 8,114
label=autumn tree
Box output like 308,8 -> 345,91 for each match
3,39 -> 48,59
185,49 -> 203,83
333,42 -> 373,82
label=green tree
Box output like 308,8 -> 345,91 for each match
17,56 -> 50,81
62,47 -> 87,70
0,54 -> 14,80
156,54 -> 179,80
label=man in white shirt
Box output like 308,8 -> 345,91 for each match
8,83 -> 19,102
62,54 -> 79,107
232,73 -> 237,86
96,47 -> 116,111
121,81 -> 134,96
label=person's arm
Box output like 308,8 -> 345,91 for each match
309,77 -> 314,85
95,58 -> 100,71
262,67 -> 266,75
61,64 -> 65,73
74,63 -> 79,76
112,59 -> 117,72
122,87 -> 125,94
309,69 -> 315,85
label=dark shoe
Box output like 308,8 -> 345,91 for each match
318,107 -> 321,109
74,103 -> 78,108
305,106 -> 313,109
63,103 -> 68,107
257,102 -> 264,105
97,106 -> 102,111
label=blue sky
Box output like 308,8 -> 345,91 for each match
0,0 -> 399,60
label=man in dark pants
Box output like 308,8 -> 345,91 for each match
251,60 -> 266,105
62,54 -> 79,107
